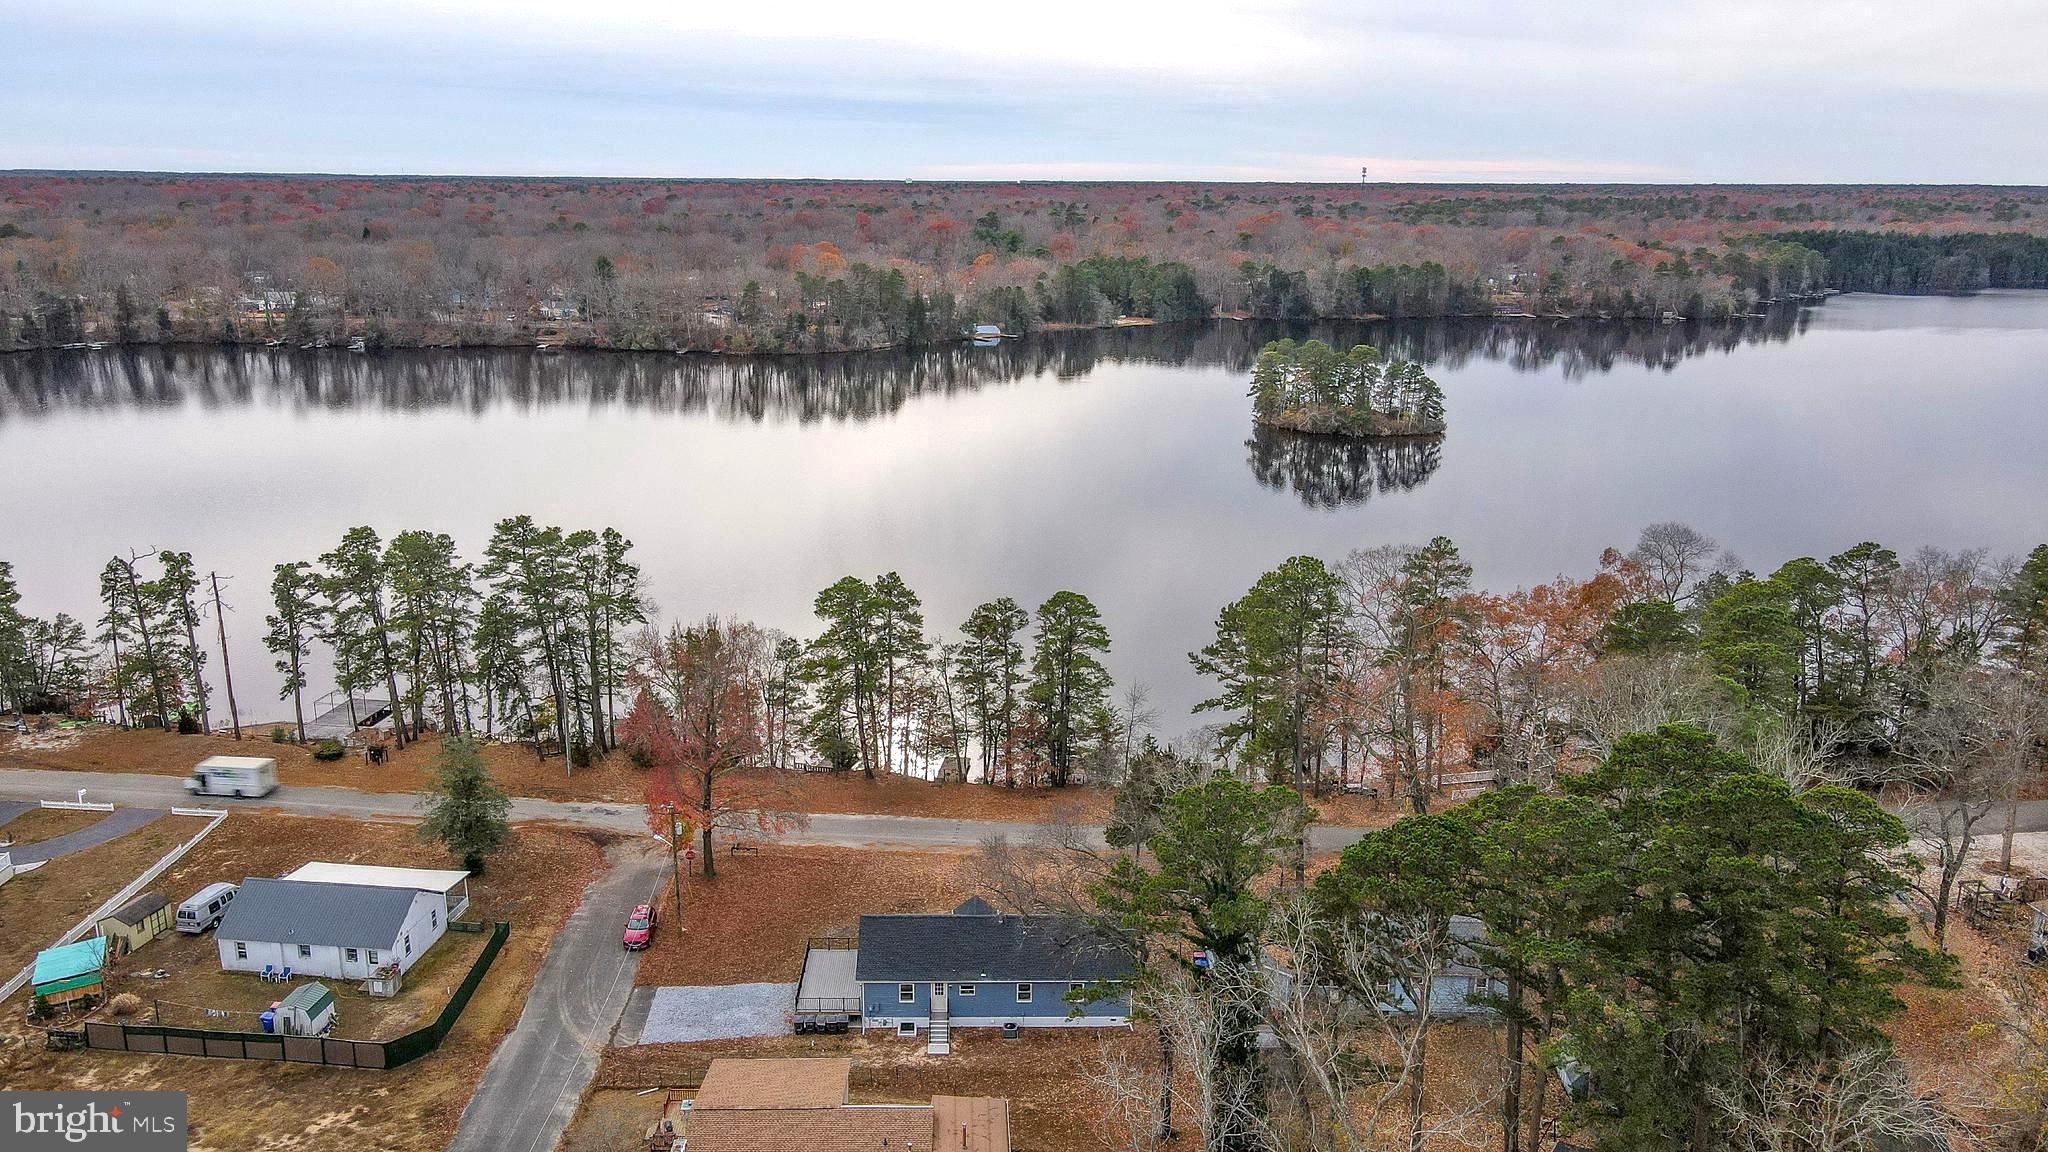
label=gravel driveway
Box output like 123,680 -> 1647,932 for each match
635,982 -> 796,1043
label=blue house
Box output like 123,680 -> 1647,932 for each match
1380,915 -> 1505,1017
855,898 -> 1133,1050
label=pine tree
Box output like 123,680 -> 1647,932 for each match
417,737 -> 510,873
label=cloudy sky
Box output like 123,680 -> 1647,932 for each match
6,0 -> 2045,182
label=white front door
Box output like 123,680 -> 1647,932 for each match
931,983 -> 948,1014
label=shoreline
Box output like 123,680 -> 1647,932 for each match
0,302 -> 1833,362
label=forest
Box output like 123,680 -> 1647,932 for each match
1247,339 -> 1446,437
4,521 -> 2048,1149
1,176 -> 2043,355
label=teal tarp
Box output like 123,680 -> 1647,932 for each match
33,937 -> 106,985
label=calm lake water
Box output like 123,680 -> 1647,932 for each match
4,291 -> 2046,727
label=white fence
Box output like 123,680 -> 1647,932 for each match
0,807 -> 230,1004
40,800 -> 116,812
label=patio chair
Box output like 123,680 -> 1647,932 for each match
260,965 -> 275,982
279,967 -> 293,983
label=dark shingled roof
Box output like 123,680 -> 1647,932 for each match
106,891 -> 169,926
855,907 -> 1134,983
216,877 -> 419,949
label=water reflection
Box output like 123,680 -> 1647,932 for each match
1245,427 -> 1443,510
0,309 -> 1810,424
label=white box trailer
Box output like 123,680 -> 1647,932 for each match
184,755 -> 278,798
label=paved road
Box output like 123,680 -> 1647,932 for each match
8,806 -> 168,864
445,843 -> 667,1152
0,765 -> 1397,852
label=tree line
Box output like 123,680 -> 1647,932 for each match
0,521 -> 649,772
1779,230 -> 2048,294
5,175 -> 2034,356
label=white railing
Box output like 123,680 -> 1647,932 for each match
0,808 -> 231,1003
41,800 -> 116,812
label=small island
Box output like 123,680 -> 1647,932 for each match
1247,338 -> 1447,437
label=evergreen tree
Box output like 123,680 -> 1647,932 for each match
417,736 -> 511,873
264,561 -> 324,743
957,597 -> 1030,784
1027,590 -> 1113,787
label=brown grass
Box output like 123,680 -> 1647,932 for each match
635,844 -> 981,987
0,811 -> 608,1152
0,814 -> 210,980
2,806 -> 109,846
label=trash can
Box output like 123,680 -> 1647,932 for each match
260,1010 -> 276,1034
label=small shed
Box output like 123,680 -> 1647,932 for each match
274,982 -> 337,1036
98,891 -> 172,956
32,937 -> 107,1010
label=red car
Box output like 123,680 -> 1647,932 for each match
623,904 -> 657,950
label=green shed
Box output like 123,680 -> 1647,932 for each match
275,981 -> 337,1036
32,937 -> 107,1009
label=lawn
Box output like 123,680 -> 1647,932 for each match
633,843 -> 982,988
0,811 -> 609,1152
112,922 -> 490,1040
1,806 -> 107,846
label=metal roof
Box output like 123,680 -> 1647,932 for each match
854,910 -> 1134,984
281,862 -> 469,894
279,982 -> 335,1015
105,891 -> 170,926
33,937 -> 106,985
217,877 -> 420,949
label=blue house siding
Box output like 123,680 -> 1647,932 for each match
861,979 -> 1129,1030
1384,973 -> 1502,1017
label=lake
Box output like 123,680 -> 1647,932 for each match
4,291 -> 2046,728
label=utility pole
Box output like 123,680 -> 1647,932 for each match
664,804 -> 686,932
209,572 -> 243,740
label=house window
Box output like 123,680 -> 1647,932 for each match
1070,982 -> 1086,996
234,942 -> 247,960
431,910 -> 439,929
346,948 -> 359,963
897,1021 -> 917,1037
298,944 -> 312,958
898,983 -> 915,1004
404,934 -> 413,956
368,950 -> 379,965
958,984 -> 975,997
1016,983 -> 1032,1003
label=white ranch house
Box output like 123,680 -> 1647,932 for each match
214,863 -> 470,982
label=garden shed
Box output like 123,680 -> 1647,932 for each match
97,891 -> 172,956
32,937 -> 107,1009
272,981 -> 337,1036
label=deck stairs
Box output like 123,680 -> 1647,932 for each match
926,1003 -> 952,1055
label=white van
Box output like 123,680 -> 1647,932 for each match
184,755 -> 278,798
176,882 -> 238,933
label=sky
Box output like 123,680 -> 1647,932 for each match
4,0 -> 2046,182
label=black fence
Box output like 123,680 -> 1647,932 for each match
81,921 -> 511,1069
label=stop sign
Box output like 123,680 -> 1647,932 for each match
683,847 -> 698,860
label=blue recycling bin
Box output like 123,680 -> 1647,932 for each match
260,1009 -> 276,1034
